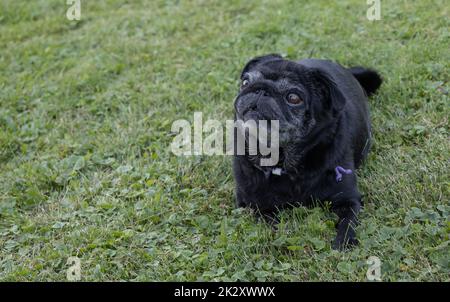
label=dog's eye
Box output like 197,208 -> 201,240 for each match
241,79 -> 250,88
287,93 -> 303,105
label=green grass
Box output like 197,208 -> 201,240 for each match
0,0 -> 449,281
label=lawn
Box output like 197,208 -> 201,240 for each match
0,0 -> 448,281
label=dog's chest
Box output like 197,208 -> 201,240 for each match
249,173 -> 304,206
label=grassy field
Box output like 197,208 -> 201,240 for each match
0,0 -> 449,281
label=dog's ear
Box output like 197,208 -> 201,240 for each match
310,69 -> 346,114
241,54 -> 283,78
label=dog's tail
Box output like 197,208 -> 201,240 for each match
348,67 -> 382,97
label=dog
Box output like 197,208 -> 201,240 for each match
232,54 -> 382,250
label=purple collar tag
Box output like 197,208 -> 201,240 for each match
335,166 -> 353,182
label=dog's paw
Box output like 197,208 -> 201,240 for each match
332,235 -> 359,251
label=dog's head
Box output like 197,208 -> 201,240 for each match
234,54 -> 346,171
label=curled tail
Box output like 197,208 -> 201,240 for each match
348,66 -> 382,96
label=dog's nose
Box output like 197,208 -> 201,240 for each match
249,90 -> 269,110
247,90 -> 265,111
247,89 -> 269,110
236,89 -> 271,116
255,89 -> 269,97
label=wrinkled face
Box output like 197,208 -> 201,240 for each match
236,56 -> 320,146
234,55 -> 343,170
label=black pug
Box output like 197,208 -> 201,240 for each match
232,54 -> 382,250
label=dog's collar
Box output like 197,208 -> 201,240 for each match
253,162 -> 352,182
271,167 -> 284,176
270,166 -> 352,181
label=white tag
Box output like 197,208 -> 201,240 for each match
272,168 -> 282,175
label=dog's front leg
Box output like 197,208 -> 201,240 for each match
331,199 -> 361,250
